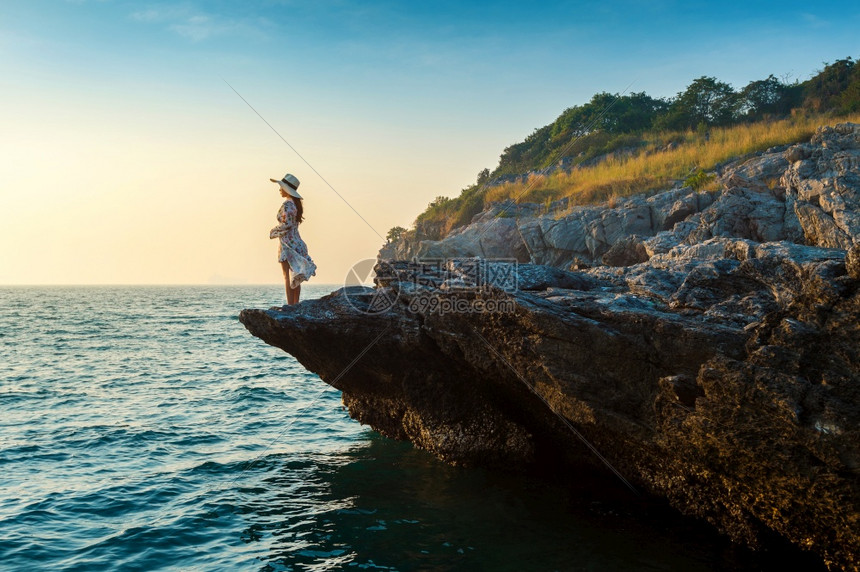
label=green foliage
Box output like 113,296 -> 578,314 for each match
386,226 -> 407,243
410,56 -> 860,234
737,74 -> 802,120
839,76 -> 860,113
684,169 -> 715,191
413,184 -> 487,234
449,185 -> 487,228
802,58 -> 860,114
496,125 -> 553,176
656,76 -> 737,130
413,195 -> 455,232
495,92 -> 668,177
428,196 -> 451,209
550,92 -> 668,140
494,60 -> 858,184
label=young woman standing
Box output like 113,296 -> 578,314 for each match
269,173 -> 316,305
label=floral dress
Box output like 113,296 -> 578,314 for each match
269,199 -> 316,288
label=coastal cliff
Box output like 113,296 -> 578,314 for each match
380,123 -> 860,265
240,124 -> 860,570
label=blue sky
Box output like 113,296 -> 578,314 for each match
7,1 -> 858,131
1,1 -> 858,284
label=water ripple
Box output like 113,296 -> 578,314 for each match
0,286 -> 824,572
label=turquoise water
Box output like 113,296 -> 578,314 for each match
0,286 -> 820,571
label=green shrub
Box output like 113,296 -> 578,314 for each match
386,226 -> 407,243
684,169 -> 715,190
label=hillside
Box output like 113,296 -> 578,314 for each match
389,57 -> 860,244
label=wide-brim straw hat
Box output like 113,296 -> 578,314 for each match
270,173 -> 302,199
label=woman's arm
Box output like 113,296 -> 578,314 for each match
270,223 -> 288,239
270,201 -> 296,238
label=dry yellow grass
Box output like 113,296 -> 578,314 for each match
484,112 -> 860,211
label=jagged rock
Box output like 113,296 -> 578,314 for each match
847,244 -> 860,280
795,203 -> 855,249
782,123 -> 860,247
540,213 -> 594,255
386,123 -> 860,268
662,193 -> 701,230
599,203 -> 652,245
645,187 -> 714,231
509,263 -> 597,291
685,187 -> 787,243
785,143 -> 812,163
415,217 -> 530,261
725,150 -> 788,182
568,256 -> 592,270
651,237 -> 738,265
601,235 -> 649,267
643,230 -> 682,257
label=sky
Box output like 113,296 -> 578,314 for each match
1,1 -> 858,285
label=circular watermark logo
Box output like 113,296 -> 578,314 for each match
342,259 -> 399,315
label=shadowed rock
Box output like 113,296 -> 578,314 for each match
242,246 -> 859,571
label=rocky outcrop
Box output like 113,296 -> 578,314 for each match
848,244 -> 860,279
242,246 -> 859,570
381,123 -> 860,268
242,124 -> 860,571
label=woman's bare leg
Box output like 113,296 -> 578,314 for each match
287,282 -> 300,305
280,261 -> 291,305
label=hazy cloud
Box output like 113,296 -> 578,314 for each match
130,4 -> 271,42
130,7 -> 172,22
800,13 -> 829,29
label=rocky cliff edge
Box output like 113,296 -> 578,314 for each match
240,124 -> 860,570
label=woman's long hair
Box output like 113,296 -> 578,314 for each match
293,196 -> 304,223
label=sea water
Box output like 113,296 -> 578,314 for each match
0,286 -> 820,571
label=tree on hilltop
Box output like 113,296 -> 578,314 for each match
803,58 -> 860,113
386,226 -> 407,243
549,92 -> 667,143
657,76 -> 737,130
737,75 -> 801,120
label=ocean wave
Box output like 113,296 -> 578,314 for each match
0,286 -> 786,572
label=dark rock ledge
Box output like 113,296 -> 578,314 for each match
241,124 -> 860,570
241,246 -> 859,571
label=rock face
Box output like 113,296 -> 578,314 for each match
241,249 -> 860,570
380,123 -> 860,267
242,124 -> 860,571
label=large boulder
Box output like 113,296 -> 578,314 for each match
782,123 -> 860,248
601,235 -> 650,267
